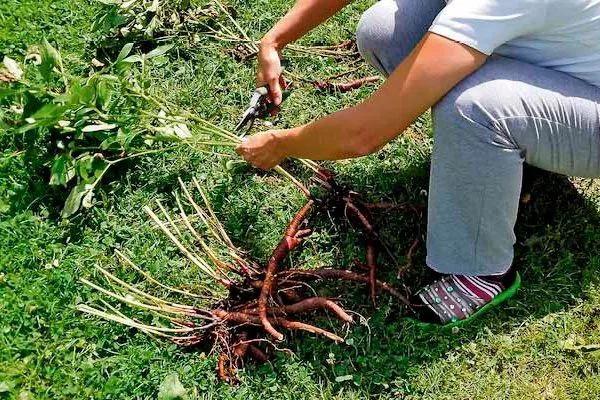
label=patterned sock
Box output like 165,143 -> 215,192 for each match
411,268 -> 516,324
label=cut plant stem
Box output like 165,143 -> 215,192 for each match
191,177 -> 235,248
78,305 -> 208,343
173,191 -> 240,277
94,263 -> 196,311
212,0 -> 258,52
114,249 -> 211,299
80,278 -> 201,316
144,205 -> 230,286
177,177 -> 221,241
312,76 -> 380,93
273,166 -> 311,197
177,178 -> 261,275
140,94 -> 318,196
155,199 -> 183,237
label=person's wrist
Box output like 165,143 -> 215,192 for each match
272,127 -> 300,159
259,33 -> 284,51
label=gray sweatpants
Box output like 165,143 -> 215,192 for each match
356,0 -> 600,276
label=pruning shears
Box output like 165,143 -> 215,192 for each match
234,86 -> 291,136
235,62 -> 291,136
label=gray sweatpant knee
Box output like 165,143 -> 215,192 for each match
356,0 -> 445,76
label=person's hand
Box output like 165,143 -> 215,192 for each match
236,130 -> 288,170
256,41 -> 285,106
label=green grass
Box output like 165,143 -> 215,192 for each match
2,0 -> 600,399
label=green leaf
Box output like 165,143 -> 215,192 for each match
225,159 -> 245,171
145,44 -> 174,60
96,80 -> 114,111
120,0 -> 137,10
77,85 -> 96,106
39,38 -> 62,82
144,15 -> 160,38
30,102 -> 67,126
148,0 -> 160,13
61,183 -> 94,218
562,339 -> 600,352
49,156 -> 68,186
18,100 -> 67,133
75,154 -> 96,182
82,189 -> 95,209
91,157 -> 108,179
0,87 -> 17,101
121,55 -> 143,64
22,90 -> 46,118
157,373 -> 189,400
116,43 -> 134,64
99,136 -> 119,150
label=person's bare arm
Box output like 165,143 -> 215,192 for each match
237,33 -> 488,168
258,0 -> 351,104
262,0 -> 352,48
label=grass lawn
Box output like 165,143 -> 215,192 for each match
2,0 -> 600,399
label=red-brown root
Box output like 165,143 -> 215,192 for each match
278,268 -> 410,306
397,238 -> 419,278
279,288 -> 304,303
344,200 -> 375,233
242,297 -> 353,323
218,352 -> 231,383
366,241 -> 378,307
313,76 -> 380,93
212,309 -> 344,343
233,331 -> 249,361
258,200 -> 315,341
278,319 -> 344,343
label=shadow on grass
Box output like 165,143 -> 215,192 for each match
243,162 -> 600,395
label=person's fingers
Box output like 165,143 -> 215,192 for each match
269,78 -> 283,106
235,143 -> 244,155
279,75 -> 288,90
234,131 -> 283,170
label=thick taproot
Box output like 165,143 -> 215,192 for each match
258,200 -> 315,341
